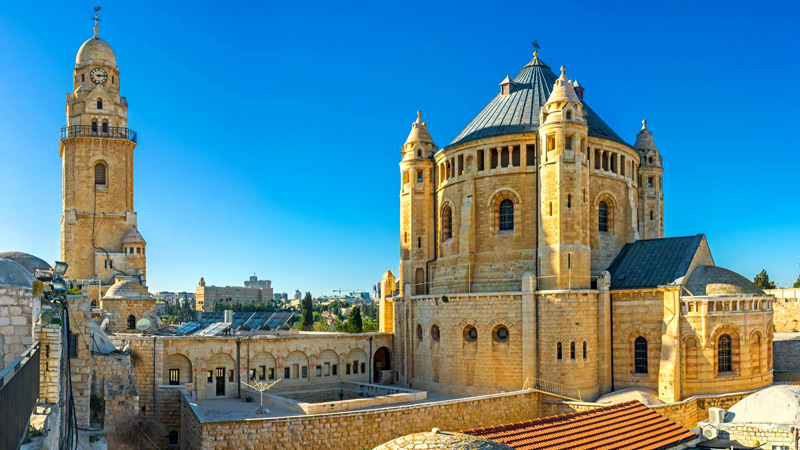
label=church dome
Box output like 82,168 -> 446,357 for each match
0,258 -> 36,288
684,265 -> 764,296
447,54 -> 628,149
76,33 -> 116,68
0,251 -> 51,274
103,277 -> 150,300
727,385 -> 800,424
373,428 -> 512,450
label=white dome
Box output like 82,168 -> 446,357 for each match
728,385 -> 800,425
76,35 -> 116,67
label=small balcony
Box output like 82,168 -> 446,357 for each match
60,125 -> 137,143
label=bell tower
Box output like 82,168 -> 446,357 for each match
635,120 -> 664,240
537,66 -> 591,290
60,11 -> 146,286
398,111 -> 436,297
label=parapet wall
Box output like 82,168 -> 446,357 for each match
181,389 -> 543,450
773,293 -> 800,332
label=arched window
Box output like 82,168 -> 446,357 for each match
499,199 -> 514,231
598,201 -> 608,232
94,162 -> 107,186
718,334 -> 732,373
557,342 -> 562,361
91,121 -> 98,133
570,342 -> 576,360
97,98 -> 103,109
169,430 -> 179,445
442,205 -> 452,240
127,315 -> 136,330
685,338 -> 698,379
751,334 -> 761,374
634,337 -> 648,374
102,121 -> 108,133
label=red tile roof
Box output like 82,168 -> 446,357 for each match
461,400 -> 696,450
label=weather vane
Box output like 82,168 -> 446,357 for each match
532,39 -> 540,57
91,6 -> 102,36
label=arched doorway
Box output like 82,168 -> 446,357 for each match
373,347 -> 392,384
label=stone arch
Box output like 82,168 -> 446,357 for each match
345,347 -> 368,377
487,188 -> 522,234
373,346 -> 392,383
593,191 -> 619,234
163,353 -> 192,385
682,335 -> 700,379
127,314 -> 136,330
284,350 -> 309,381
749,329 -> 763,374
207,353 -> 236,397
709,324 -> 741,375
316,349 -> 339,378
621,325 -> 657,376
250,352 -> 276,381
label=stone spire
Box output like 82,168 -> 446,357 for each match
546,66 -> 582,104
405,110 -> 434,145
634,120 -> 658,152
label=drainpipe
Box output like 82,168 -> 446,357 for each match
236,338 -> 241,397
369,336 -> 373,384
153,336 -> 157,420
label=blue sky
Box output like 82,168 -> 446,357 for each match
1,1 -> 798,293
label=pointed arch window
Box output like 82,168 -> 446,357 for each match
598,201 -> 609,232
718,334 -> 732,373
499,199 -> 514,231
442,205 -> 453,241
94,162 -> 107,186
634,337 -> 648,374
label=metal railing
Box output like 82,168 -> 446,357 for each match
523,376 -> 582,401
60,125 -> 137,143
0,342 -> 41,450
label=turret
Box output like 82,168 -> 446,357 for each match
399,111 -> 436,296
634,120 -> 664,239
537,66 -> 591,290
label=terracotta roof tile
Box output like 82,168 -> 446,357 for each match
461,401 -> 695,450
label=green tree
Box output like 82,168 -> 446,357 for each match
794,274 -> 800,289
347,306 -> 363,333
753,269 -> 777,290
300,292 -> 314,331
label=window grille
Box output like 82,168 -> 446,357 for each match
499,199 -> 514,231
169,369 -> 180,385
634,337 -> 648,374
598,201 -> 608,232
442,206 -> 452,240
719,334 -> 732,372
95,163 -> 107,186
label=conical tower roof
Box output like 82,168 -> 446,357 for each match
122,226 -> 146,244
447,54 -> 628,148
405,111 -> 434,145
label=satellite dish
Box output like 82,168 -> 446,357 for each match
100,318 -> 110,332
136,318 -> 151,331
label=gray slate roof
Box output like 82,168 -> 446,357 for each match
446,56 -> 629,149
607,235 -> 705,290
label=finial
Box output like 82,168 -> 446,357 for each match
641,119 -> 648,130
91,6 -> 102,37
417,110 -> 422,120
532,39 -> 540,57
560,66 -> 567,78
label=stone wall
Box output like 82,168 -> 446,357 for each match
34,315 -> 62,404
100,298 -> 155,333
181,389 -> 542,450
773,295 -> 800,332
67,295 -> 93,427
774,335 -> 800,373
700,421 -> 798,450
0,284 -> 36,369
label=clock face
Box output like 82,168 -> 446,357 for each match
90,68 -> 108,84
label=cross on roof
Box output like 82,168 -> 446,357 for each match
532,39 -> 540,56
91,6 -> 102,36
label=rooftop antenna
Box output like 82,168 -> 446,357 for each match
91,6 -> 102,37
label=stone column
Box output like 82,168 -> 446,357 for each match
596,272 -> 612,395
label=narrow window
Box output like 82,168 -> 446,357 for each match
565,135 -> 573,150
417,237 -> 421,249
353,360 -> 359,374
718,334 -> 732,373
547,134 -> 555,151
169,431 -> 178,445
169,368 -> 180,385
568,253 -> 571,269
634,337 -> 648,374
526,143 -> 536,166
598,201 -> 608,232
499,199 -> 514,231
94,162 -> 107,186
512,145 -> 520,166
102,121 -> 108,133
284,367 -> 290,379
650,210 -> 654,221
269,368 -> 275,380
567,194 -> 572,209
570,342 -> 576,360
127,315 -> 136,330
112,75 -> 115,84
360,362 -> 365,373
136,247 -> 141,254
416,170 -> 423,182
81,74 -> 85,82
69,333 -> 78,358
477,150 -> 485,171
207,371 -> 213,383
229,370 -> 234,382
332,365 -> 338,376
549,202 -> 553,217
500,149 -> 509,167
648,176 -> 654,187
417,150 -> 422,158
491,148 -> 498,169
97,98 -> 103,109
259,366 -> 266,380
583,341 -> 587,359
92,121 -> 98,133
442,205 -> 453,240
566,110 -> 572,120
458,154 -> 464,175
557,342 -> 562,361
316,366 -> 321,377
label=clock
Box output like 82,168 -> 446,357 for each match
90,68 -> 108,84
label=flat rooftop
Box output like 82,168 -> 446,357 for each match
189,391 -> 462,422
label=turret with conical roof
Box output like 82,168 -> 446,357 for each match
635,120 -> 664,239
399,111 -> 436,297
538,65 -> 591,290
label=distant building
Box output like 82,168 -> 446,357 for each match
373,282 -> 381,299
274,292 -> 288,302
293,289 -> 302,300
195,275 -> 274,312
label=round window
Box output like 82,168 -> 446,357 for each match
431,325 -> 440,341
463,325 -> 478,342
416,324 -> 423,341
493,325 -> 510,343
